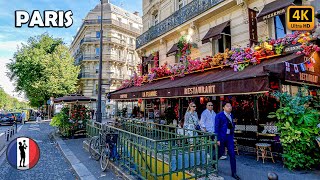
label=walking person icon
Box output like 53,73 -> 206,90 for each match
19,141 -> 27,167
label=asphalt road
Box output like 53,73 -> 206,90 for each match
0,122 -> 77,180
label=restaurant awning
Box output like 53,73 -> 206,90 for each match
54,94 -> 96,103
166,43 -> 178,57
257,0 -> 294,22
264,53 -> 320,86
202,21 -> 230,44
110,54 -> 308,100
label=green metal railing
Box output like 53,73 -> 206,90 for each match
86,119 -> 218,180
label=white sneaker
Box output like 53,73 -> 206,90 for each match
219,156 -> 227,160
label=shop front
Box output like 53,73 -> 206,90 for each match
110,52 -> 319,152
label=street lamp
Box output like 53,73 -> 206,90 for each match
96,0 -> 103,123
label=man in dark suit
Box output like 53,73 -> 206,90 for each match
215,102 -> 240,180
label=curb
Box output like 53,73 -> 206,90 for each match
83,140 -> 135,180
51,133 -> 96,180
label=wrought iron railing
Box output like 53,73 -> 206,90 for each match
136,0 -> 224,49
73,19 -> 141,45
86,119 -> 218,180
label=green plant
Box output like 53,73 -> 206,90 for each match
50,106 -> 73,137
268,88 -> 320,170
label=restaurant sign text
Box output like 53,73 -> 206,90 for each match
299,73 -> 319,83
119,94 -> 128,99
142,91 -> 158,97
184,85 -> 216,95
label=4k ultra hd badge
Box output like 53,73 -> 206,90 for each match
287,6 -> 314,31
6,137 -> 40,170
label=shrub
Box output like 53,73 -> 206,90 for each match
268,89 -> 320,170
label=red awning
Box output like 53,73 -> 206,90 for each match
202,21 -> 230,44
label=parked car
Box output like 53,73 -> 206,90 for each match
12,112 -> 22,123
0,113 -> 15,125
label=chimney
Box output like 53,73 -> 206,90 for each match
133,11 -> 139,16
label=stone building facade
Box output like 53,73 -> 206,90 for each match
136,0 -> 318,72
70,0 -> 142,115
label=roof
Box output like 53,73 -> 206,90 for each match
257,0 -> 294,22
110,53 -> 304,100
202,21 -> 230,44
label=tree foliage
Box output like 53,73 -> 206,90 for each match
268,88 -> 320,170
7,34 -> 80,107
0,87 -> 29,111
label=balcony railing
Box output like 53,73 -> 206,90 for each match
80,36 -> 129,47
78,72 -> 125,80
75,54 -> 127,65
73,19 -> 141,46
136,0 -> 224,49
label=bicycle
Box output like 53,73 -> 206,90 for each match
89,126 -> 119,171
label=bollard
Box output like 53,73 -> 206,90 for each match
268,172 -> 278,180
12,125 -> 15,135
7,130 -> 10,141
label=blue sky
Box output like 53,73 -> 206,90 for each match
0,0 -> 142,99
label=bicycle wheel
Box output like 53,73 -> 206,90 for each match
100,146 -> 110,171
89,136 -> 100,161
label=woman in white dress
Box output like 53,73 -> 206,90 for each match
183,102 -> 200,145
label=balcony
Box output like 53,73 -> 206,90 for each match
78,72 -> 99,79
74,19 -> 141,44
75,54 -> 128,65
136,0 -> 224,49
80,36 -> 130,48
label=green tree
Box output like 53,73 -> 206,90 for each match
7,33 -> 80,107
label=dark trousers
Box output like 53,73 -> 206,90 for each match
218,134 -> 236,174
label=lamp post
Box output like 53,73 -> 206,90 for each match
96,0 -> 103,123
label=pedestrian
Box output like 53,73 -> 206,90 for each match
36,111 -> 41,124
215,102 -> 240,180
200,102 -> 227,160
21,111 -> 26,124
183,102 -> 200,146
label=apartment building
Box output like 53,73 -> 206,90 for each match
70,0 -> 142,115
136,0 -> 317,72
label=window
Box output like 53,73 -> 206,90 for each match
118,17 -> 121,22
177,0 -> 186,10
95,64 -> 99,74
129,22 -> 133,27
95,47 -> 100,57
153,12 -> 159,25
274,15 -> 286,39
96,31 -> 100,38
212,26 -> 231,54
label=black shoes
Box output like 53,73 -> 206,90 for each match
232,173 -> 241,180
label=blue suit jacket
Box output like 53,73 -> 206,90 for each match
214,111 -> 235,142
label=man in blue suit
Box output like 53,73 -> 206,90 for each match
215,102 -> 240,180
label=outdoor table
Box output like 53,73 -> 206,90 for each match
255,143 -> 275,163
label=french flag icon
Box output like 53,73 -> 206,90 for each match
6,137 -> 40,170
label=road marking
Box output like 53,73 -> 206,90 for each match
0,133 -> 4,137
18,125 -> 23,132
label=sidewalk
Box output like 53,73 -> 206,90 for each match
218,153 -> 320,180
52,134 -> 122,180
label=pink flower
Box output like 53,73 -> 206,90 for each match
296,51 -> 302,55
